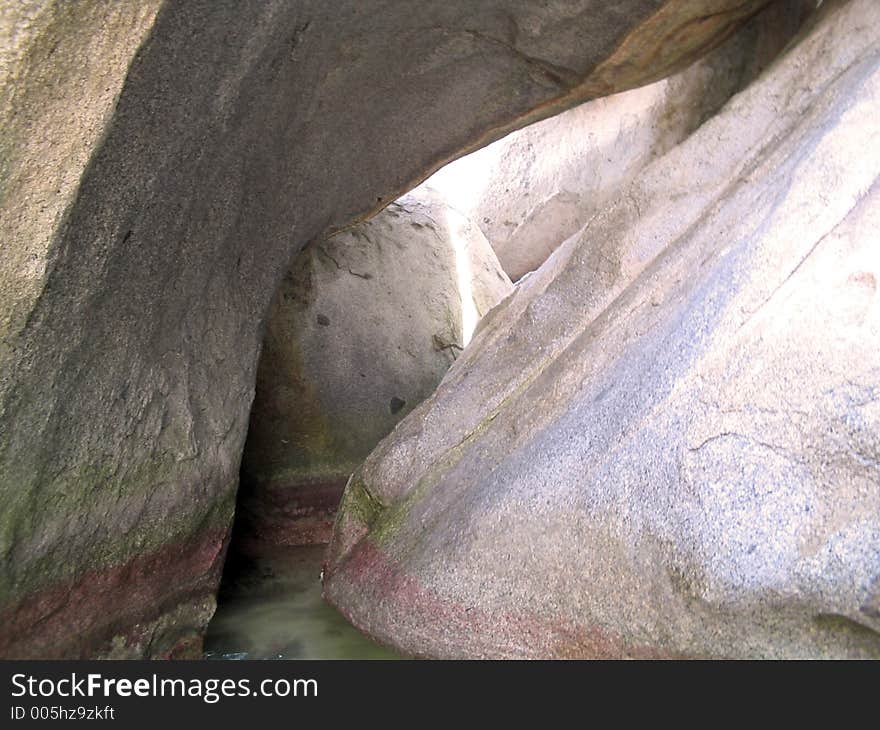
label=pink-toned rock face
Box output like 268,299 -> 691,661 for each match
324,0 -> 880,659
0,0 -> 774,657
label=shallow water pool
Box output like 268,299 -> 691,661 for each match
205,544 -> 398,660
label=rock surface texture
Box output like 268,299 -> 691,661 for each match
0,0 -> 771,658
423,1 -> 814,280
324,0 -> 880,659
238,189 -> 511,547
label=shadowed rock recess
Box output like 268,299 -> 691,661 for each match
238,188 -> 511,548
324,0 -> 880,659
0,0 -> 777,658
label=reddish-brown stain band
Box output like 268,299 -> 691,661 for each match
236,478 -> 349,549
0,527 -> 230,659
326,539 -> 687,660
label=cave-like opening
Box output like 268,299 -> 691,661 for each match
205,4 -> 810,658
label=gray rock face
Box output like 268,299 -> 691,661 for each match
1,0 -> 768,657
422,1 -> 814,280
238,189 -> 511,547
324,0 -> 880,659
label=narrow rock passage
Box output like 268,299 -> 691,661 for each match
210,1 -> 823,661
1,0 -> 833,659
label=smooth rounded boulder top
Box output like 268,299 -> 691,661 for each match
0,0 -> 778,658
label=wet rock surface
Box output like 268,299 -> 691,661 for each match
324,0 -> 880,659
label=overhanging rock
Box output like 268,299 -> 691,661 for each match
0,0 -> 773,657
324,0 -> 880,659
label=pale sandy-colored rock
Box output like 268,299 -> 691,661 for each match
324,0 -> 880,659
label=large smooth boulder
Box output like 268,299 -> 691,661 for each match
422,0 -> 814,280
238,189 -> 511,547
1,0 -> 771,658
324,0 -> 880,659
